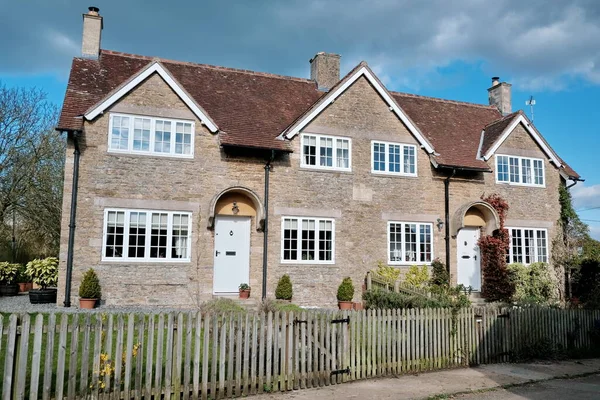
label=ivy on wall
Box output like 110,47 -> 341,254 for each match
478,194 -> 515,302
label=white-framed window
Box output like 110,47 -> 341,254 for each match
301,134 -> 351,171
108,113 -> 194,158
496,155 -> 544,187
281,217 -> 335,264
388,222 -> 433,264
371,141 -> 417,176
103,209 -> 192,262
507,227 -> 548,264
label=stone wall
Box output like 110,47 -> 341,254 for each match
57,72 -> 564,308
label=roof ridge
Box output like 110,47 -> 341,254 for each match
391,91 -> 498,109
98,49 -> 316,84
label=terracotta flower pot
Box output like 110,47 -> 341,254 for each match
79,298 -> 97,309
353,302 -> 364,311
338,301 -> 353,310
239,289 -> 251,299
18,282 -> 33,293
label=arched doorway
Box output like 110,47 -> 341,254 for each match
209,187 -> 264,294
452,201 -> 500,291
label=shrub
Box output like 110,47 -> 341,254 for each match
404,265 -> 429,288
15,264 -> 29,283
0,262 -> 20,285
261,298 -> 304,313
374,261 -> 401,282
200,298 -> 246,314
573,258 -> 600,305
430,258 -> 449,287
337,277 -> 354,302
363,286 -> 471,310
79,269 -> 101,299
239,283 -> 250,291
508,262 -> 556,305
275,274 -> 293,300
25,257 -> 59,289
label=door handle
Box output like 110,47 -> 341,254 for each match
461,255 -> 470,259
215,250 -> 220,257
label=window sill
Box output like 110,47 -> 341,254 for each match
107,150 -> 195,161
298,166 -> 352,174
280,260 -> 336,265
371,171 -> 418,178
495,181 -> 546,189
100,258 -> 192,264
388,262 -> 432,267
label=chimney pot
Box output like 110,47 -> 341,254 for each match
491,76 -> 500,86
82,6 -> 103,59
310,52 -> 341,91
488,77 -> 512,115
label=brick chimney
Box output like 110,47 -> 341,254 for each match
310,52 -> 341,91
488,77 -> 512,115
82,6 -> 103,58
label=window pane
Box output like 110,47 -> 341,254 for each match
154,120 -> 172,153
403,146 -> 415,174
171,213 -> 189,258
419,224 -> 432,262
388,144 -> 401,173
536,230 -> 548,262
175,122 -> 192,155
522,158 -> 532,184
511,229 -> 523,263
319,137 -> 333,167
301,220 -> 315,261
128,212 -> 146,258
523,229 -> 535,264
497,156 -> 509,182
336,139 -> 349,169
133,118 -> 151,151
373,142 -> 386,171
404,224 -> 417,262
303,136 -> 316,166
534,160 -> 544,185
283,219 -> 298,260
318,220 -> 333,261
509,157 -> 520,183
150,212 -> 168,258
105,211 -> 125,257
111,116 -> 130,150
389,223 -> 402,262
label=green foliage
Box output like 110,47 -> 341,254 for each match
404,265 -> 429,288
275,274 -> 293,300
429,258 -> 449,287
0,262 -> 19,284
573,258 -> 600,307
79,268 -> 101,299
362,286 -> 471,310
200,298 -> 246,314
374,261 -> 401,283
337,277 -> 354,302
261,299 -> 303,313
15,264 -> 29,282
25,257 -> 58,289
510,338 -> 567,362
508,262 -> 556,304
238,283 -> 250,291
581,237 -> 600,261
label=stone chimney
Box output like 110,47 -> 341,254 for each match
82,6 -> 103,58
310,52 -> 341,91
488,76 -> 512,115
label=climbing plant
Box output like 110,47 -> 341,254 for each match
478,194 -> 515,302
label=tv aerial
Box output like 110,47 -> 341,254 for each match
526,96 -> 536,123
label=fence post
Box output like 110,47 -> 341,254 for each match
393,281 -> 399,293
366,272 -> 372,291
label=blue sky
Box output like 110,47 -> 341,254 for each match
1,0 -> 599,238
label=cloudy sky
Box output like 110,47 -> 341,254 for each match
1,0 -> 599,237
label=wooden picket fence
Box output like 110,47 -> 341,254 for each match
1,307 -> 599,400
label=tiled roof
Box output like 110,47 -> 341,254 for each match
480,111 -> 521,156
58,50 -> 579,177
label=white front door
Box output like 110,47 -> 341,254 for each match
213,216 -> 251,294
457,227 -> 481,291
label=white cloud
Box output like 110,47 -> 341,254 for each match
571,183 -> 600,210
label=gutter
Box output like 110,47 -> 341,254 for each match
262,150 -> 275,300
64,131 -> 81,308
444,169 -> 456,273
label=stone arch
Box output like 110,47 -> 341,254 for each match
208,186 -> 265,231
451,200 -> 500,236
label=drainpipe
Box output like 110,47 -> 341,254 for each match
444,169 -> 456,274
64,131 -> 81,308
566,179 -> 579,189
262,150 -> 275,300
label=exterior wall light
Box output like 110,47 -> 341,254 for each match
232,202 -> 239,215
436,218 -> 444,231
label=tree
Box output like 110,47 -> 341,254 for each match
0,82 -> 63,261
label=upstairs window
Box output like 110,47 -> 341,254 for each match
507,227 -> 548,264
109,113 -> 194,158
103,209 -> 191,262
301,134 -> 351,171
496,155 -> 544,187
372,141 -> 417,176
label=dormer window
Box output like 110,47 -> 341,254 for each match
496,155 -> 544,187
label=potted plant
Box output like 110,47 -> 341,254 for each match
337,277 -> 354,310
79,268 -> 101,309
0,262 -> 19,296
239,283 -> 251,299
275,274 -> 293,302
16,264 -> 32,292
26,257 -> 59,304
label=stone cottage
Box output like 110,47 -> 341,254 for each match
56,7 -> 582,307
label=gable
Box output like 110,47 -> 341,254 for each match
496,122 -> 547,158
283,63 -> 434,154
303,76 -> 417,144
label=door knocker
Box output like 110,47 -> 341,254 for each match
230,230 -> 234,236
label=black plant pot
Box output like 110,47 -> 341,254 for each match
29,288 -> 58,304
0,284 -> 19,296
